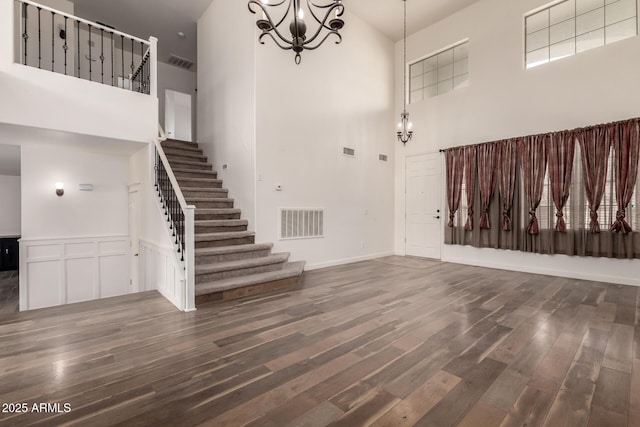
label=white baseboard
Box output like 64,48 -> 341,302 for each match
305,251 -> 395,271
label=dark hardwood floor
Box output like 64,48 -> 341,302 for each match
0,270 -> 18,315
0,256 -> 638,426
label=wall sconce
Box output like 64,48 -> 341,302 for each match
55,182 -> 64,197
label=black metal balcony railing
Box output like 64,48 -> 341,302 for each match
17,0 -> 151,94
155,147 -> 186,261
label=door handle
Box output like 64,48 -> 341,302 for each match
134,253 -> 139,257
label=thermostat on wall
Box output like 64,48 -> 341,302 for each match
79,184 -> 93,191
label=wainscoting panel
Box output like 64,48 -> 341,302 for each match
139,240 -> 185,311
19,236 -> 130,310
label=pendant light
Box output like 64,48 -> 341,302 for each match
397,0 -> 413,145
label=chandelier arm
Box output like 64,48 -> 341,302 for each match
259,31 -> 294,49
303,31 -> 341,50
303,5 -> 341,45
306,0 -> 342,28
247,0 -> 292,30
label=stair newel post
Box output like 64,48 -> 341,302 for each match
149,36 -> 158,99
184,205 -> 196,312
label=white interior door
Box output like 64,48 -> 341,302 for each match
128,189 -> 140,292
165,89 -> 192,142
405,153 -> 442,259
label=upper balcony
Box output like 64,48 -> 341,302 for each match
0,0 -> 158,143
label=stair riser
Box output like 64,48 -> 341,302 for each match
195,212 -> 242,220
162,142 -> 200,151
195,236 -> 255,249
175,171 -> 218,179
190,200 -> 234,209
195,225 -> 248,234
168,162 -> 212,171
195,262 -> 286,284
166,154 -> 208,165
196,249 -> 271,264
178,180 -> 223,189
183,190 -> 229,198
164,147 -> 204,157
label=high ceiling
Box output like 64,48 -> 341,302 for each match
69,0 -> 482,68
348,0 -> 483,41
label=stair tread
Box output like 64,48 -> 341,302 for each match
162,140 -> 200,150
184,187 -> 229,192
195,231 -> 255,241
195,208 -> 241,214
178,177 -> 223,183
195,242 -> 273,256
195,219 -> 247,225
196,253 -> 289,274
195,261 -> 305,295
167,158 -> 211,167
186,197 -> 234,202
173,167 -> 217,174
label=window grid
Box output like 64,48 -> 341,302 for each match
525,0 -> 638,69
409,41 -> 469,104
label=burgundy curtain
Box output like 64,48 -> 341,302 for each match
477,142 -> 499,229
498,139 -> 518,231
445,147 -> 464,228
519,135 -> 548,235
577,126 -> 611,233
547,131 -> 575,232
611,119 -> 640,233
464,145 -> 477,231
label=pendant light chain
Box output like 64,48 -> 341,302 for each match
403,0 -> 407,113
397,0 -> 413,145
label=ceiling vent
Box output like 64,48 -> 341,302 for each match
167,54 -> 195,70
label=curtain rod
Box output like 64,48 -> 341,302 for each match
438,116 -> 640,153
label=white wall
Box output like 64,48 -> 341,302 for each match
21,143 -> 129,239
198,0 -> 257,229
0,175 -> 21,237
0,0 -> 157,143
394,0 -> 640,283
158,62 -> 196,141
254,11 -> 396,269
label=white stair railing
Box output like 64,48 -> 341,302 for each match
153,126 -> 195,311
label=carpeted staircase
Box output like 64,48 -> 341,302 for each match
161,139 -> 305,305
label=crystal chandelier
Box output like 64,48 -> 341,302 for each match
397,0 -> 413,145
248,0 -> 345,64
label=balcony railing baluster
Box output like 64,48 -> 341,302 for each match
37,7 -> 41,69
15,0 -> 152,94
63,16 -> 68,75
22,3 -> 28,65
50,11 -> 54,71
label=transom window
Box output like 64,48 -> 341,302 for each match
409,41 -> 469,104
525,0 -> 638,69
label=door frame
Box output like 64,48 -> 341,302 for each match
404,151 -> 444,260
128,183 -> 141,293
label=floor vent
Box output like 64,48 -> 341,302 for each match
280,208 -> 324,240
167,54 -> 195,70
343,147 -> 355,157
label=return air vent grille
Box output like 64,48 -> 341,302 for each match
379,154 -> 388,161
280,208 -> 324,240
343,147 -> 355,157
167,54 -> 195,70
